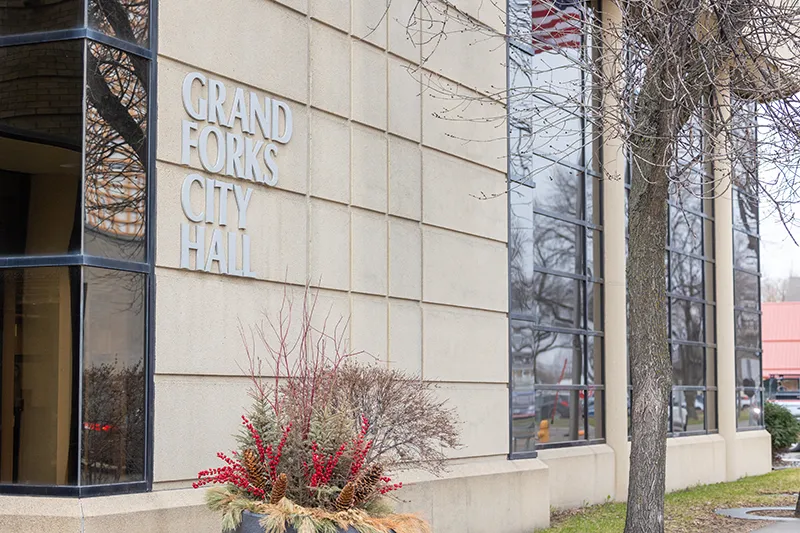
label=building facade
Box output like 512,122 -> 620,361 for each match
0,0 -> 771,532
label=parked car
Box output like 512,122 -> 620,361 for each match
771,391 -> 800,419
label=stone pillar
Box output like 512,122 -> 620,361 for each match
715,168 -> 738,482
601,0 -> 630,501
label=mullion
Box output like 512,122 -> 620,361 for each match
532,207 -> 603,230
0,29 -> 154,60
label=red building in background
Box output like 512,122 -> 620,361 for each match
762,302 -> 800,393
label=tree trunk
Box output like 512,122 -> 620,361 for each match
624,61 -> 677,533
794,491 -> 800,518
625,168 -> 671,533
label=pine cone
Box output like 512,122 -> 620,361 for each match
243,449 -> 267,493
335,482 -> 355,511
353,464 -> 383,504
269,473 -> 288,504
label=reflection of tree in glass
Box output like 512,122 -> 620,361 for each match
85,2 -> 149,262
88,0 -> 150,45
81,268 -> 146,484
82,359 -> 145,484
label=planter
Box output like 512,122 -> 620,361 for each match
235,511 -> 392,533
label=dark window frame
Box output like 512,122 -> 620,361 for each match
507,0 -> 605,458
0,0 -> 157,496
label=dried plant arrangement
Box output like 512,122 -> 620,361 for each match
195,285 -> 459,533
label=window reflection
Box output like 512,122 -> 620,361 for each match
664,112 -> 715,435
533,215 -> 581,274
511,323 -> 584,386
88,0 -> 150,46
0,267 -> 79,485
0,0 -> 82,36
734,270 -> 759,309
737,390 -> 762,428
508,0 -> 601,450
85,41 -> 148,262
0,41 -> 83,257
735,311 -> 760,349
737,350 -> 760,388
533,272 -> 582,328
672,345 -> 704,387
669,209 -> 703,256
672,390 -> 705,432
733,189 -> 758,233
669,255 -> 703,298
733,231 -> 759,272
82,268 -> 145,484
670,298 -> 704,342
510,185 -> 535,316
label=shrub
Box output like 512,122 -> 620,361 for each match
195,285 -> 458,532
764,401 -> 800,453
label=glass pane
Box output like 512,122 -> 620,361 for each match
669,208 -> 703,256
586,175 -> 601,226
733,188 -> 758,233
534,389 -> 586,444
532,165 -> 582,219
586,335 -> 602,384
669,254 -> 703,298
85,41 -> 148,262
0,267 -> 79,485
736,350 -> 761,389
706,390 -> 718,430
672,345 -> 704,386
587,389 -> 603,439
670,298 -> 704,342
734,270 -> 759,310
670,390 -> 705,433
0,42 -> 83,257
511,386 -> 536,453
81,268 -> 146,484
587,282 -> 602,332
737,389 -> 762,429
670,179 -> 703,214
511,322 -> 584,385
88,0 -> 150,46
587,229 -> 602,279
532,272 -> 582,329
508,0 -> 532,46
0,0 -> 83,36
510,320 -> 535,392
533,214 -> 582,274
510,185 -> 534,316
673,389 -> 705,432
733,230 -> 759,273
735,310 -> 760,349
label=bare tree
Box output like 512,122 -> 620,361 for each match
401,0 -> 800,530
762,277 -> 789,301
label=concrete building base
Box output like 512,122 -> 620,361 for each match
0,432 -> 772,533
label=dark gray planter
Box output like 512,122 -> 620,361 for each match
234,511 -> 367,533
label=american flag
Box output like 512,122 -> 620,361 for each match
531,0 -> 583,53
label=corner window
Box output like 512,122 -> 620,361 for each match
508,0 -> 604,454
0,1 -> 153,496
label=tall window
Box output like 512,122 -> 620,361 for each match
0,0 -> 153,494
666,115 -> 718,435
508,0 -> 604,453
731,105 -> 762,429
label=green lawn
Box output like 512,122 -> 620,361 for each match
541,468 -> 800,533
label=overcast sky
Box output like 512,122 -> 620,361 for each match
761,207 -> 800,281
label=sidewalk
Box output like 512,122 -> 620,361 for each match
754,521 -> 800,531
